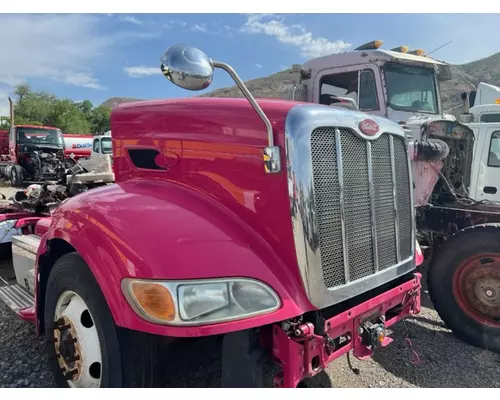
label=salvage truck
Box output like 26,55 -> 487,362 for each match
0,45 -> 423,388
277,39 -> 500,353
414,83 -> 500,354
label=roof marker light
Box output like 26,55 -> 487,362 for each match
391,46 -> 409,54
355,40 -> 383,51
409,49 -> 426,56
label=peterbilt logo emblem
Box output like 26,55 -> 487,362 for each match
358,119 -> 379,136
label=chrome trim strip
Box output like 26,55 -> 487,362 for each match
366,141 -> 379,273
284,104 -> 415,309
407,136 -> 416,258
389,136 -> 401,263
335,128 -> 350,283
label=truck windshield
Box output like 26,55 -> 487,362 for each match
101,138 -> 112,154
384,63 -> 439,114
17,127 -> 64,146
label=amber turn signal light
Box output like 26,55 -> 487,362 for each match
377,328 -> 386,343
130,281 -> 176,322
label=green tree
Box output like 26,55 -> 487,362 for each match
77,100 -> 93,117
90,106 -> 111,134
48,99 -> 91,133
8,83 -> 109,134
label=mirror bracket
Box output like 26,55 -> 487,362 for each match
161,45 -> 281,174
212,61 -> 281,174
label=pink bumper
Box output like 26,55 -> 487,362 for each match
271,273 -> 422,388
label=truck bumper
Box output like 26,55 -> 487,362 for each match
271,272 -> 421,388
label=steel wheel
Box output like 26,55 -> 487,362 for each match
452,254 -> 500,328
53,290 -> 102,388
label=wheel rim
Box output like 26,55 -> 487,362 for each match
53,290 -> 103,388
12,169 -> 17,185
453,254 -> 500,328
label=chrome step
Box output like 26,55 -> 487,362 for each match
0,283 -> 34,313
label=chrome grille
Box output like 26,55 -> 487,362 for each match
310,128 -> 412,288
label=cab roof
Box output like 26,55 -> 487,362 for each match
14,124 -> 61,130
303,48 -> 446,71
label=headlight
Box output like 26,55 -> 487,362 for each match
121,278 -> 281,326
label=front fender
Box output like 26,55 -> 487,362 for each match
42,180 -> 312,337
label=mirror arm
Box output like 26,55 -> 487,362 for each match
212,60 -> 281,174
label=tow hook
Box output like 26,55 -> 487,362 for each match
359,318 -> 387,348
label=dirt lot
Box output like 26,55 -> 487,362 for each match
0,184 -> 499,388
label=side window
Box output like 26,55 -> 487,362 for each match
481,114 -> 500,123
93,139 -> 100,153
9,128 -> 15,142
358,69 -> 378,110
488,131 -> 500,167
319,70 -> 359,105
319,69 -> 379,111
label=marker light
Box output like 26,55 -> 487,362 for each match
415,240 -> 424,267
129,281 -> 176,322
377,327 -> 386,343
409,49 -> 426,56
391,46 -> 409,54
355,40 -> 383,51
495,99 -> 500,104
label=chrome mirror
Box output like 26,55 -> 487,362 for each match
160,45 -> 214,91
160,44 -> 281,174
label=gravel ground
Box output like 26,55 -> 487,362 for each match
0,184 -> 499,388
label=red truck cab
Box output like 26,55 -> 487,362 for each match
4,124 -> 66,186
0,45 -> 422,388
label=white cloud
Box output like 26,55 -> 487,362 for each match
0,13 -> 157,99
164,20 -> 187,29
165,20 -> 231,37
54,71 -> 104,90
119,16 -> 142,25
241,14 -> 352,59
124,66 -> 161,78
0,14 -> 115,91
256,63 -> 263,68
191,23 -> 209,33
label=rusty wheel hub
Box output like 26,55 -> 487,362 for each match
53,316 -> 82,381
454,256 -> 500,327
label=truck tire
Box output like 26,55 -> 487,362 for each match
10,166 -> 21,187
44,252 -> 166,387
428,228 -> 500,354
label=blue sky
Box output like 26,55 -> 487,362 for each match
0,13 -> 499,115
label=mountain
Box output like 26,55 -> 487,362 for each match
101,52 -> 500,114
101,97 -> 142,108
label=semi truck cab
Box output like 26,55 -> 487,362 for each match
286,40 -> 456,140
0,45 -> 422,388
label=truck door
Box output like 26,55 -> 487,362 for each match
476,126 -> 500,202
314,64 -> 385,117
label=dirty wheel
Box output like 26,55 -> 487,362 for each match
428,227 -> 500,353
44,252 -> 166,387
52,290 -> 102,387
10,167 -> 20,187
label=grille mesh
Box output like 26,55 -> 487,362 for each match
309,128 -> 345,287
310,128 -> 412,289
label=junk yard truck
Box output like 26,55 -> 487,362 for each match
280,39 -> 500,353
0,45 -> 423,388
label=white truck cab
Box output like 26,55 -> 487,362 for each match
90,130 -> 113,163
454,83 -> 500,203
286,40 -> 456,139
66,130 -> 114,185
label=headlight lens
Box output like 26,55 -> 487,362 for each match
122,278 -> 281,326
